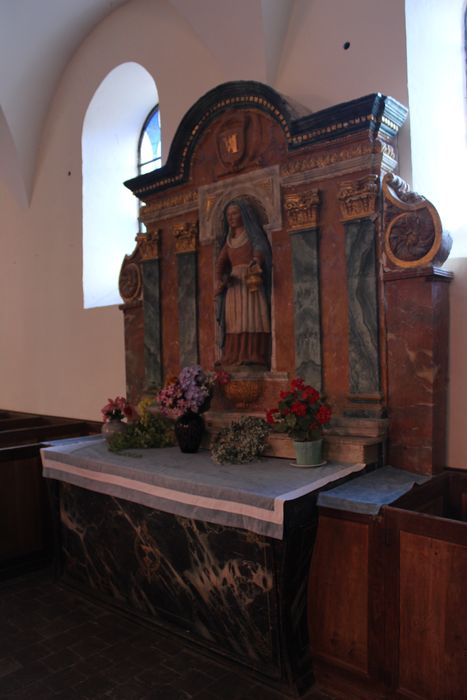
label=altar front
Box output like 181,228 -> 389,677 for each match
42,437 -> 366,693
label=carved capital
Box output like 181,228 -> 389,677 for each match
284,189 -> 320,231
382,173 -> 451,269
338,175 -> 379,221
137,228 -> 160,260
174,222 -> 198,254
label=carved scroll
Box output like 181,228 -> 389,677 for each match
382,173 -> 452,269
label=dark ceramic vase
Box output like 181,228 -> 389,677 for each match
175,411 -> 205,453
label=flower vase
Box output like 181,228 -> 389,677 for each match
175,411 -> 205,453
102,417 -> 127,442
293,439 -> 323,467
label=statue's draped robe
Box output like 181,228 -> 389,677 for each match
216,232 -> 270,366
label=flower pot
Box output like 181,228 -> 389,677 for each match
175,411 -> 205,453
293,439 -> 323,467
102,418 -> 127,442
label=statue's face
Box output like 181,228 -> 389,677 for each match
226,204 -> 243,229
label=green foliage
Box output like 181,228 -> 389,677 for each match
107,412 -> 175,453
211,416 -> 270,465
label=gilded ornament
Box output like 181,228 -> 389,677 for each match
143,190 -> 198,217
338,176 -> 379,221
137,229 -> 160,260
382,173 -> 451,269
281,143 -> 373,177
174,222 -> 198,254
284,189 -> 320,230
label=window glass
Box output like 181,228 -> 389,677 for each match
139,106 -> 161,174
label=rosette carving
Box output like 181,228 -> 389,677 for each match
118,261 -> 142,303
383,173 -> 451,269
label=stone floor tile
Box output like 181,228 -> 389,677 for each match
0,571 -> 339,700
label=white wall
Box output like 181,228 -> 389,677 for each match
2,0 -> 465,469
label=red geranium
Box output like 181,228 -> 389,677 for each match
265,378 -> 332,442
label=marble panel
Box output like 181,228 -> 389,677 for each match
57,482 -> 316,691
122,302 -> 144,404
142,260 -> 161,390
345,219 -> 380,395
177,253 -> 198,367
384,272 -> 451,474
59,483 -> 280,676
291,229 -> 322,389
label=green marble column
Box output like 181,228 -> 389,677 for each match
142,259 -> 162,390
177,252 -> 198,367
291,228 -> 322,389
345,218 -> 380,395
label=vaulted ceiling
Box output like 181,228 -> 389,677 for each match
0,0 -> 294,205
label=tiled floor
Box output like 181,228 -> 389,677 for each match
0,570 -> 335,700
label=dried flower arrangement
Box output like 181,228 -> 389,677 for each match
211,416 -> 270,464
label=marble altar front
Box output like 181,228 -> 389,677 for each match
42,437 -> 366,694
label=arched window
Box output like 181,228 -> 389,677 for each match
138,105 -> 161,175
82,63 -> 158,309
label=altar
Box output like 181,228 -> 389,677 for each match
41,80 -> 454,697
42,436 -> 366,693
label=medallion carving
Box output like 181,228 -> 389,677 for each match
284,189 -> 320,230
338,176 -> 379,221
119,261 -> 142,303
174,222 -> 198,254
382,174 -> 451,269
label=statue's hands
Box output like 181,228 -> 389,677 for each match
248,258 -> 262,273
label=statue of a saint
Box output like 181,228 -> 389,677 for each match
215,198 -> 272,368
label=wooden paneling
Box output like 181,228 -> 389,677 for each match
308,514 -> 369,675
0,452 -> 45,560
398,531 -> 467,700
308,471 -> 467,700
0,410 -> 100,578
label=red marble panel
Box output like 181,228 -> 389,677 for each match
271,228 -> 294,374
385,272 -> 451,474
319,192 -> 350,409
